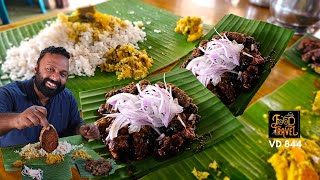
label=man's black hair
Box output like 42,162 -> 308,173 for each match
37,46 -> 70,65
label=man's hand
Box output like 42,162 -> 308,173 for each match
79,124 -> 100,140
15,106 -> 49,129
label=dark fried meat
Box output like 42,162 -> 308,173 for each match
301,48 -> 320,63
108,133 -> 130,161
171,85 -> 192,107
96,80 -> 200,161
155,134 -> 184,158
105,82 -> 138,98
131,126 -> 157,160
94,117 -> 114,141
182,31 -> 265,105
222,32 -> 246,44
298,38 -> 320,54
85,158 -> 112,176
181,40 -> 208,68
139,79 -> 152,90
208,73 -> 241,105
298,37 -> 320,74
98,104 -> 115,115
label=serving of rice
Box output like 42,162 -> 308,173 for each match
16,141 -> 83,159
1,10 -> 146,81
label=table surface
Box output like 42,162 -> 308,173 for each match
0,0 -> 305,179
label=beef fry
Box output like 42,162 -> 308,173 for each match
95,80 -> 200,161
182,31 -> 265,104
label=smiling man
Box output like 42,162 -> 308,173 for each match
0,46 -> 99,147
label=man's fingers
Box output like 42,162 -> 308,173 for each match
25,116 -> 36,127
32,109 -> 48,127
33,106 -> 49,127
39,118 -> 49,128
87,125 -> 95,134
85,125 -> 99,139
34,106 -> 47,117
28,114 -> 40,126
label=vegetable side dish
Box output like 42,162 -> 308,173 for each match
268,139 -> 320,180
100,45 -> 153,80
175,16 -> 203,42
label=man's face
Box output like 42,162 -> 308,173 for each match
34,53 -> 69,98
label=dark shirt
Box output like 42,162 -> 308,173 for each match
0,78 -> 83,147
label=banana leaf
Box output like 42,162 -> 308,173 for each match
1,135 -> 101,175
142,72 -> 320,180
172,14 -> 294,116
0,0 -> 212,104
75,158 -> 118,178
22,160 -> 71,180
284,33 -> 320,75
79,68 -> 242,179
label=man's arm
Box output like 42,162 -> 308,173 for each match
0,106 -> 49,136
0,113 -> 20,136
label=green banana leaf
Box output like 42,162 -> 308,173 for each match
79,68 -> 242,179
142,72 -> 320,180
172,14 -> 294,116
22,160 -> 72,180
284,33 -> 320,75
1,135 -> 101,175
75,158 -> 118,178
0,0 -> 211,104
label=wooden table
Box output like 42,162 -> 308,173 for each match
0,0 -> 304,179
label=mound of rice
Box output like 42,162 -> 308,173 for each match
1,12 -> 146,81
16,141 -> 83,159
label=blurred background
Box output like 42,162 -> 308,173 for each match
0,0 -> 106,25
1,0 -> 319,36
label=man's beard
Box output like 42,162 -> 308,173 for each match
34,70 -> 65,98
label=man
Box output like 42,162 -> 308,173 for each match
0,46 -> 99,147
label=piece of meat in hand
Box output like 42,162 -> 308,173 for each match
39,124 -> 59,153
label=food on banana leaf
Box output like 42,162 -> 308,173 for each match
2,6 -> 146,80
209,160 -> 218,171
39,124 -> 59,153
175,16 -> 203,42
192,168 -> 210,180
298,37 -> 320,74
100,45 -> 153,80
21,165 -> 43,180
268,138 -> 320,180
16,141 -> 83,159
182,31 -> 265,105
95,80 -> 200,161
45,154 -> 64,165
192,160 -> 229,180
11,160 -> 24,168
312,90 -> 320,114
72,149 -> 92,159
85,158 -> 115,176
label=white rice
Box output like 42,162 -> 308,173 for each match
2,17 -> 146,81
17,141 -> 83,159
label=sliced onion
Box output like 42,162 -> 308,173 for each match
104,81 -> 183,140
186,34 -> 244,87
